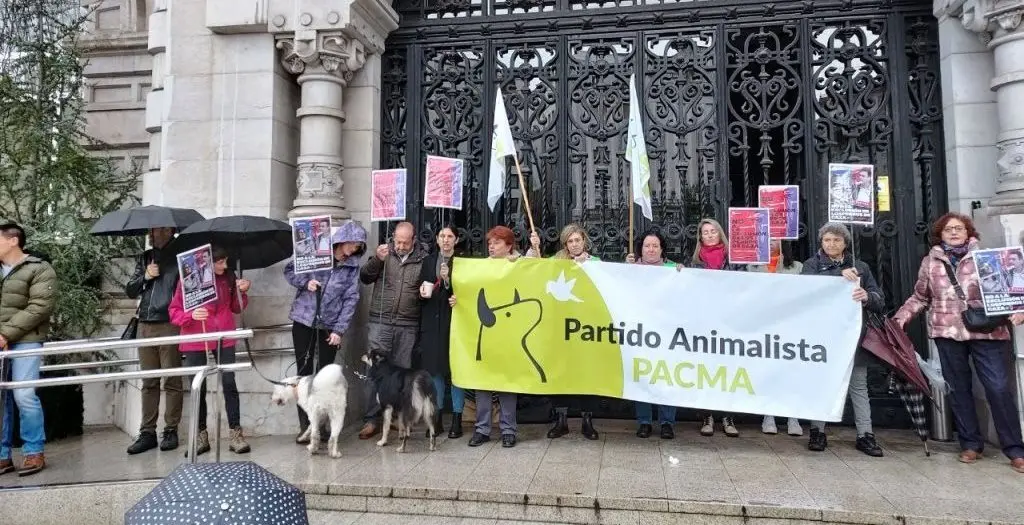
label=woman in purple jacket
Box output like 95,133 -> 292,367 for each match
283,221 -> 367,444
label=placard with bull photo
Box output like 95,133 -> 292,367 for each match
176,244 -> 218,312
827,163 -> 875,226
973,246 -> 1024,316
290,215 -> 334,274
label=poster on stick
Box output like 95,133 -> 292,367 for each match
290,215 -> 334,274
177,244 -> 218,312
424,155 -> 465,210
728,207 -> 771,265
371,169 -> 407,222
827,163 -> 875,225
757,185 -> 799,240
973,246 -> 1024,316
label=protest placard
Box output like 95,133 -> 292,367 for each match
973,246 -> 1024,316
827,163 -> 874,225
177,244 -> 218,312
371,169 -> 407,222
290,215 -> 333,274
424,155 -> 464,210
728,207 -> 771,265
757,185 -> 799,239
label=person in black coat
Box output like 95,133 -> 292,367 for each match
800,222 -> 886,457
415,225 -> 465,438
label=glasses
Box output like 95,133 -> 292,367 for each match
943,225 -> 966,233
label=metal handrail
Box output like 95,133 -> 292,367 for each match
40,359 -> 139,373
0,362 -> 251,390
0,329 -> 253,360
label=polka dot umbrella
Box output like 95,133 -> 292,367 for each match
124,462 -> 308,525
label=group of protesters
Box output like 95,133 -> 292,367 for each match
2,209 -> 1023,477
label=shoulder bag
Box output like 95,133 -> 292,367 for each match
940,260 -> 1004,334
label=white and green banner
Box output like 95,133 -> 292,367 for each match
450,259 -> 862,422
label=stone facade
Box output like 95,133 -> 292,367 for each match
80,0 -> 1024,440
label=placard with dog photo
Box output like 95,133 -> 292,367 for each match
973,246 -> 1024,316
290,215 -> 334,274
176,244 -> 218,312
827,163 -> 875,225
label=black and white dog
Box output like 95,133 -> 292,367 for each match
361,350 -> 439,452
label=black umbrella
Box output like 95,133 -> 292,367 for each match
173,215 -> 292,271
90,205 -> 205,236
125,462 -> 308,525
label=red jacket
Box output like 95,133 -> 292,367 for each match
168,273 -> 248,352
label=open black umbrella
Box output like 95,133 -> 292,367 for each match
90,205 -> 205,236
125,462 -> 308,525
172,215 -> 292,271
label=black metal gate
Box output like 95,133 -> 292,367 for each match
382,0 -> 946,426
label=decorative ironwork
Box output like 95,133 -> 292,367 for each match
381,1 -> 947,424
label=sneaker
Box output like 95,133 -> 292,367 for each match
700,415 -> 714,436
855,433 -> 884,457
660,423 -> 675,440
636,423 -> 653,438
358,423 -> 379,440
468,432 -> 490,447
160,428 -> 179,451
787,418 -> 803,437
808,428 -> 827,451
186,429 -> 211,457
127,431 -> 158,455
229,427 -> 251,454
18,454 -> 45,477
501,434 -> 517,448
722,417 -> 739,437
761,416 -> 778,435
0,458 -> 14,475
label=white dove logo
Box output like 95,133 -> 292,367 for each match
546,271 -> 583,303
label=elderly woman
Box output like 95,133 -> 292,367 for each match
690,218 -> 745,437
528,224 -> 602,440
626,229 -> 681,439
894,213 -> 1024,473
449,226 -> 521,447
801,222 -> 885,456
749,240 -> 805,437
416,225 -> 464,438
283,222 -> 367,445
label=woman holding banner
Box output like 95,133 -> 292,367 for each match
283,222 -> 367,445
689,218 -> 744,437
168,246 -> 251,456
449,226 -> 522,447
527,224 -> 603,440
801,222 -> 885,457
416,225 -> 465,439
626,229 -> 681,439
893,213 -> 1024,473
749,240 -> 805,437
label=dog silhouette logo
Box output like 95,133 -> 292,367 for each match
475,288 -> 546,383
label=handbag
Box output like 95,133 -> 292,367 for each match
940,260 -> 1004,333
121,303 -> 141,340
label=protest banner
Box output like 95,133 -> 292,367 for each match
728,207 -> 771,265
757,185 -> 799,239
290,215 -> 333,274
177,244 -> 218,312
450,259 -> 861,421
973,246 -> 1024,315
827,163 -> 875,225
424,155 -> 465,210
371,169 -> 407,222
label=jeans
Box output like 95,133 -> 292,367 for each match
812,364 -> 872,436
474,390 -> 517,436
432,374 -> 465,413
182,347 -> 241,430
934,338 -> 1024,459
635,402 -> 677,426
1,342 -> 45,459
291,322 -> 337,431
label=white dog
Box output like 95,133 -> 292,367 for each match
271,363 -> 348,458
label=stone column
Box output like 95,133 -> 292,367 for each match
277,30 -> 367,219
143,0 -> 168,204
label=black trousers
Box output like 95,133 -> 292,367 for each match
182,347 -> 240,430
291,322 -> 337,431
550,395 -> 604,417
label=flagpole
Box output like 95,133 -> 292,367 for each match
511,154 -> 536,234
628,180 -> 634,257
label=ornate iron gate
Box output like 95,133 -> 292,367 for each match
382,0 -> 946,426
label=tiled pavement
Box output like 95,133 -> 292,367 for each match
2,421 -> 1023,524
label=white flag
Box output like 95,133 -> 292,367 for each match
625,74 -> 653,221
487,91 -> 517,212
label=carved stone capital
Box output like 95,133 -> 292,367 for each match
959,0 -> 1024,44
998,139 -> 1024,184
276,31 -> 367,83
296,162 -> 345,201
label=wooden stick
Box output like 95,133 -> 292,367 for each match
511,154 -> 536,234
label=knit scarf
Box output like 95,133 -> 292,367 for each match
699,243 -> 727,270
941,242 -> 970,268
767,254 -> 780,273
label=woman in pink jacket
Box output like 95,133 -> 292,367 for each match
168,245 -> 250,457
893,212 -> 1024,474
